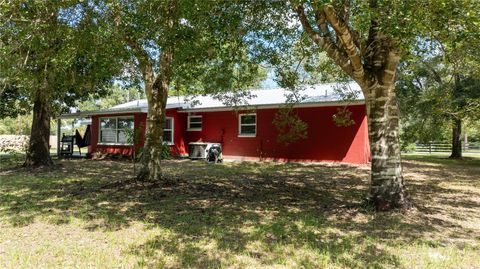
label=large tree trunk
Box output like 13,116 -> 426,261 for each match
24,90 -> 54,167
136,47 -> 173,181
364,50 -> 409,211
449,118 -> 462,159
365,81 -> 408,210
136,81 -> 169,181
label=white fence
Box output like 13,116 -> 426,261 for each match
415,142 -> 480,154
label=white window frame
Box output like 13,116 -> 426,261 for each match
163,117 -> 174,145
98,116 -> 134,145
238,113 -> 256,137
187,115 -> 202,131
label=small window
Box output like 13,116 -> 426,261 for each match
188,115 -> 202,131
239,113 -> 256,137
163,117 -> 174,145
99,117 -> 134,144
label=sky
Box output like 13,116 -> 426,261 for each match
260,69 -> 278,89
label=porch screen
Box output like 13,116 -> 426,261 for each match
99,117 -> 134,144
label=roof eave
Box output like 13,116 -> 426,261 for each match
57,107 -> 148,119
178,99 -> 365,113
57,99 -> 365,118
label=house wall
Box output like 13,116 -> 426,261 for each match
167,109 -> 189,156
88,104 -> 370,164
89,109 -> 186,156
182,104 -> 370,164
90,112 -> 146,156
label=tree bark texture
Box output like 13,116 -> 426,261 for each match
136,74 -> 170,181
24,90 -> 54,167
449,118 -> 462,159
364,77 -> 408,210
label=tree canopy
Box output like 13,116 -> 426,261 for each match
396,0 -> 480,157
0,1 -> 126,165
96,0 -> 267,180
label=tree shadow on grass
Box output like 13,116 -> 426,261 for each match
0,158 -> 479,267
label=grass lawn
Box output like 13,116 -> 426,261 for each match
0,155 -> 479,268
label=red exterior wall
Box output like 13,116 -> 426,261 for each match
167,109 -> 189,156
90,112 -> 146,156
183,104 -> 370,164
88,104 -> 370,164
89,109 -> 186,156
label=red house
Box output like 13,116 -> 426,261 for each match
59,83 -> 370,164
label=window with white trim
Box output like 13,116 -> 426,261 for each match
163,117 -> 174,144
187,115 -> 202,131
238,113 -> 256,137
99,117 -> 134,144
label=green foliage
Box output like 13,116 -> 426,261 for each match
0,85 -> 30,119
397,0 -> 480,150
396,7 -> 480,146
0,1 -> 126,117
161,143 -> 171,160
123,122 -> 169,160
272,106 -> 308,145
0,115 -> 32,135
108,0 -> 266,96
397,59 -> 451,145
401,143 -> 417,153
465,118 -> 480,142
126,123 -> 144,163
76,85 -> 145,112
123,128 -> 138,148
273,36 -> 350,89
332,107 -> 356,127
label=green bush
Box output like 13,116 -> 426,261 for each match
161,143 -> 171,159
401,142 -> 417,153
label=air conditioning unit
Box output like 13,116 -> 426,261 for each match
188,142 -> 222,162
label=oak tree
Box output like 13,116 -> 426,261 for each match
0,1 -> 124,166
105,0 -> 263,181
285,0 -> 480,209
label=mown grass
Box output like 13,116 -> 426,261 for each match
0,154 -> 479,268
403,153 -> 480,167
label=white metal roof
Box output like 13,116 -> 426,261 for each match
180,82 -> 363,110
59,82 -> 364,118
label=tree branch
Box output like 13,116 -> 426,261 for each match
333,0 -> 351,49
340,0 -> 351,23
110,6 -> 155,86
153,0 -> 177,93
382,51 -> 400,86
295,4 -> 355,80
312,4 -> 329,35
423,61 -> 443,84
323,5 -> 364,83
124,37 -> 156,85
